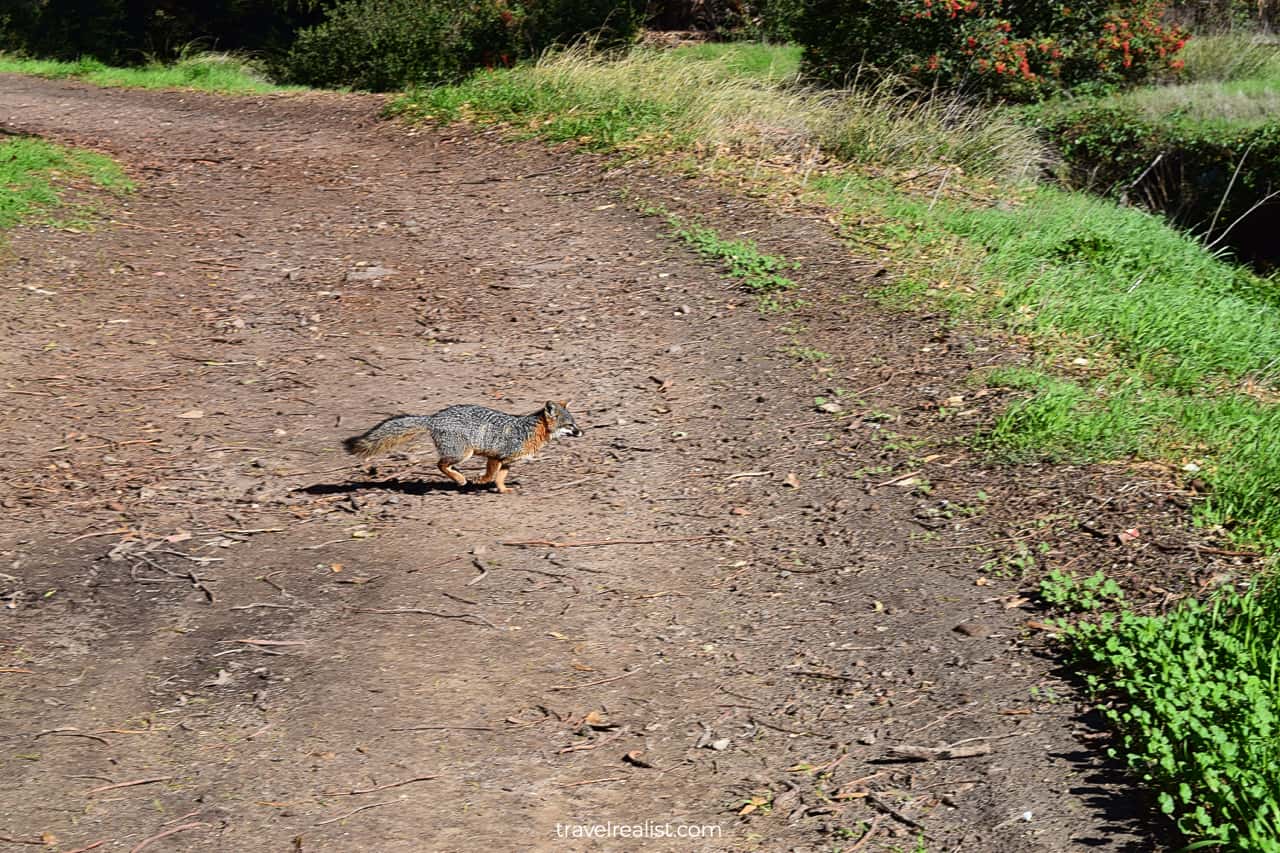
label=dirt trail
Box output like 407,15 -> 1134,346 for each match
0,76 -> 1161,852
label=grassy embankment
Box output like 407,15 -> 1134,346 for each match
387,41 -> 1280,850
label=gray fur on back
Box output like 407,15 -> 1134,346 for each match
426,404 -> 537,462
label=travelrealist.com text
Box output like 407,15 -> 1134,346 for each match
555,822 -> 723,839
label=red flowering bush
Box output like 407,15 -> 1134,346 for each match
797,0 -> 1188,100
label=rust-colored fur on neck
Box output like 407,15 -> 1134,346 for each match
511,414 -> 552,461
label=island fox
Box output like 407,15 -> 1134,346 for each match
343,401 -> 583,493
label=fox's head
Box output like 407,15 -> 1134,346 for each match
542,400 -> 583,439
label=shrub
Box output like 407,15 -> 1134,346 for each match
281,0 -> 643,91
522,0 -> 645,51
748,0 -> 806,40
281,0 -> 516,91
795,0 -> 1188,100
1060,580 -> 1280,850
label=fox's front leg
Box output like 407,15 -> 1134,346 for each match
493,463 -> 512,494
475,457 -> 501,485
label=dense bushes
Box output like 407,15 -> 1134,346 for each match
0,0 -> 318,65
1034,102 -> 1280,265
280,0 -> 515,91
796,0 -> 1188,100
280,0 -> 643,90
0,0 -> 643,91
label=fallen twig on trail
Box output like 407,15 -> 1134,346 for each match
229,603 -> 298,611
870,470 -> 922,489
314,800 -> 396,826
866,792 -> 928,832
129,822 -> 209,853
35,728 -> 111,746
0,834 -> 45,846
882,742 -> 992,762
390,725 -> 493,733
500,535 -> 727,548
68,527 -> 132,543
61,840 -> 106,853
326,775 -> 437,796
156,549 -> 222,564
465,558 -> 489,587
557,777 -> 627,789
351,607 -> 498,630
788,670 -> 859,682
231,638 -> 307,647
0,667 -> 33,674
258,571 -> 290,596
84,776 -> 173,795
847,814 -> 886,852
1151,540 -> 1263,558
549,670 -> 638,691
187,569 -> 215,603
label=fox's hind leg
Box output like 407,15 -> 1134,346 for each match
436,448 -> 473,487
475,457 -> 501,485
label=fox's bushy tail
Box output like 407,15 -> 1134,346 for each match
343,415 -> 435,458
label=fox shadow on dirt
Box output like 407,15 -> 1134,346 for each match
297,478 -> 510,497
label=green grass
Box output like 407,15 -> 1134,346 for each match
654,206 -> 796,294
0,52 -> 301,94
1048,575 -> 1280,851
660,41 -> 803,84
814,173 -> 1280,548
0,136 -> 132,232
389,44 -> 1045,181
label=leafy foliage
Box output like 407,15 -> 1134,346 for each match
795,0 -> 1188,100
280,0 -> 516,91
1039,568 -> 1125,611
1059,580 -> 1280,850
280,0 -> 643,91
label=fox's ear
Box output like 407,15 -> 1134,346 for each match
544,401 -> 556,416
560,399 -> 570,408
